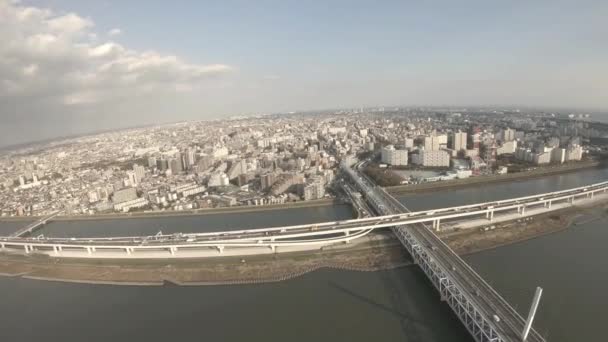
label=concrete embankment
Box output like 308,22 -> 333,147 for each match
386,161 -> 601,195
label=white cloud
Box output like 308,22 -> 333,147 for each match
107,28 -> 121,36
0,0 -> 233,107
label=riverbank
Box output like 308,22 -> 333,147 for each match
386,160 -> 602,194
0,232 -> 411,286
0,198 -> 341,222
440,200 -> 608,255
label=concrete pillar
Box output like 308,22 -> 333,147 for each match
169,247 -> 176,255
489,210 -> 494,221
125,247 -> 131,255
53,246 -> 59,254
24,245 -> 29,253
590,192 -> 594,199
217,245 -> 224,254
0,243 -> 4,249
435,219 -> 441,232
86,247 -> 92,255
58,246 -> 63,252
521,206 -> 526,215
548,201 -> 552,209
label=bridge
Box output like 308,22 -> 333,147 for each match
343,162 -> 546,342
8,211 -> 62,238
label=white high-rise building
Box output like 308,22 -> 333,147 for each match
381,145 -> 408,166
500,128 -> 516,142
404,138 -> 415,149
126,170 -> 138,186
424,134 -> 446,151
451,131 -> 467,152
565,145 -> 583,161
185,149 -> 196,168
133,164 -> 145,184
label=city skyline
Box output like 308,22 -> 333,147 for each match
2,0 -> 608,147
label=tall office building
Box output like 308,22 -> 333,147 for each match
500,128 -> 516,142
133,164 -> 145,184
169,158 -> 183,175
185,149 -> 196,169
147,156 -> 157,168
451,131 -> 467,152
261,172 -> 277,191
126,170 -> 138,186
156,159 -> 169,171
424,134 -> 445,151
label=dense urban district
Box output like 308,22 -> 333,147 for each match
1,108 -> 607,217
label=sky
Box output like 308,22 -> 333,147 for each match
1,0 -> 608,147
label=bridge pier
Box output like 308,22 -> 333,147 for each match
53,245 -> 59,255
432,219 -> 441,231
24,245 -> 30,254
169,247 -> 177,255
217,245 -> 224,254
125,247 -> 132,255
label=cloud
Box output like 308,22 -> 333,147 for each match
107,28 -> 121,36
0,0 -> 234,107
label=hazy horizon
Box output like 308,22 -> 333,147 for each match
2,0 -> 608,147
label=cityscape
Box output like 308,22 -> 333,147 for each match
0,109 -> 601,218
1,1 -> 608,342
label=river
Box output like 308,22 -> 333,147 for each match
1,167 -> 607,341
